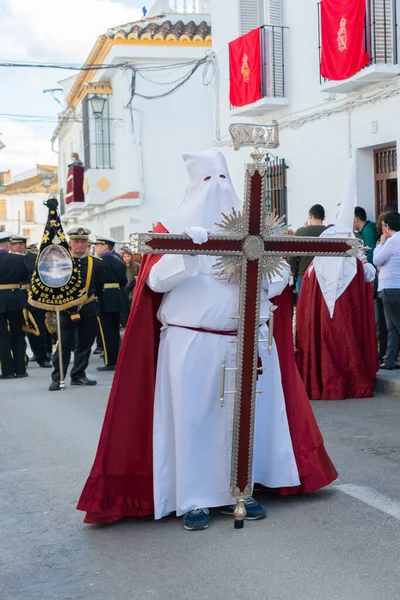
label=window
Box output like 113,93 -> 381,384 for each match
0,199 -> 7,220
110,226 -> 125,243
264,155 -> 288,223
59,188 -> 66,216
25,200 -> 35,222
23,228 -> 31,239
239,0 -> 282,35
236,0 -> 286,101
83,97 -> 112,170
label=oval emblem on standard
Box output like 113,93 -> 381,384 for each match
38,245 -> 73,288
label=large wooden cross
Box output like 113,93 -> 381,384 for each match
138,123 -> 358,529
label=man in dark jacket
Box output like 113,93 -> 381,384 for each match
354,206 -> 379,263
11,235 -> 52,368
94,236 -> 127,372
288,204 -> 327,295
49,227 -> 105,391
0,232 -> 29,379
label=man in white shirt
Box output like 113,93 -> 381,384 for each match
373,211 -> 400,370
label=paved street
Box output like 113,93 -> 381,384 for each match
1,356 -> 400,600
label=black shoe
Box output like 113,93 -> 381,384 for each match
71,377 -> 97,386
15,372 -> 28,378
93,347 -> 103,355
1,374 -> 15,380
39,361 -> 52,368
49,380 -> 61,391
379,363 -> 399,370
96,365 -> 116,372
29,356 -> 38,363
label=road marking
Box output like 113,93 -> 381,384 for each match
335,484 -> 400,521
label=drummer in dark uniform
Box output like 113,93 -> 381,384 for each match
0,231 -> 29,379
94,236 -> 127,372
10,235 -> 52,368
49,227 -> 105,391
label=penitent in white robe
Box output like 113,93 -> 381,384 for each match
148,254 -> 300,519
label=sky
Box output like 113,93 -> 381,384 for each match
0,0 -> 144,177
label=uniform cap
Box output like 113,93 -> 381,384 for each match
0,231 -> 12,243
95,236 -> 116,246
67,226 -> 91,240
10,234 -> 28,244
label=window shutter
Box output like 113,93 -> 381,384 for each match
25,200 -> 35,222
239,0 -> 261,35
0,199 -> 7,220
371,0 -> 395,63
264,0 -> 283,26
263,0 -> 285,97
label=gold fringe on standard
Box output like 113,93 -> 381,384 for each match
22,309 -> 40,336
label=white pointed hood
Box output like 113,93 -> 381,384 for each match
313,155 -> 358,318
161,150 -> 243,234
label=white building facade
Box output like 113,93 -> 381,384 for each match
54,0 -> 214,241
0,165 -> 58,243
211,0 -> 400,229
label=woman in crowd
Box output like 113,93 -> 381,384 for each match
373,211 -> 400,370
121,251 -> 140,326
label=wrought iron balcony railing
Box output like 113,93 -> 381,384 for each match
230,25 -> 288,109
148,0 -> 211,16
318,0 -> 399,83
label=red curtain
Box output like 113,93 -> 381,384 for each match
229,28 -> 263,107
66,165 -> 85,205
320,0 -> 370,81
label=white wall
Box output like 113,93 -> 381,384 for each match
59,45 -> 215,237
211,0 -> 400,230
0,192 -> 49,244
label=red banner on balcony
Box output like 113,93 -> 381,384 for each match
320,0 -> 370,81
229,28 -> 262,107
66,165 -> 85,205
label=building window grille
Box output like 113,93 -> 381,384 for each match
264,154 -> 288,222
83,97 -> 112,170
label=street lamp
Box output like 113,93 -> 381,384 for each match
89,95 -> 106,118
42,175 -> 52,189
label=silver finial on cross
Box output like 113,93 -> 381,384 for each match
229,121 -> 279,164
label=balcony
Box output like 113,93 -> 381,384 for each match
319,0 -> 399,93
230,25 -> 289,117
148,0 -> 211,17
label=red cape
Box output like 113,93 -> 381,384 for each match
296,261 -> 378,400
78,229 -> 337,523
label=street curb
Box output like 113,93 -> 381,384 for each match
375,373 -> 400,397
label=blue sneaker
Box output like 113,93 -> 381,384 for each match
183,508 -> 210,531
220,497 -> 266,520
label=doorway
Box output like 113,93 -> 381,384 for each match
374,146 -> 398,217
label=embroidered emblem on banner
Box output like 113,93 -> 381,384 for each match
337,16 -> 347,52
241,54 -> 250,83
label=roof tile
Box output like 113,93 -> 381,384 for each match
108,19 -> 211,42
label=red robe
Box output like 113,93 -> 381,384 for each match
296,260 -> 378,401
77,226 -> 337,523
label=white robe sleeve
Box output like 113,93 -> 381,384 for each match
148,254 -> 200,293
262,260 -> 290,299
363,261 -> 376,283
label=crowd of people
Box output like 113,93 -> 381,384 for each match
0,229 -> 141,386
290,200 -> 400,403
